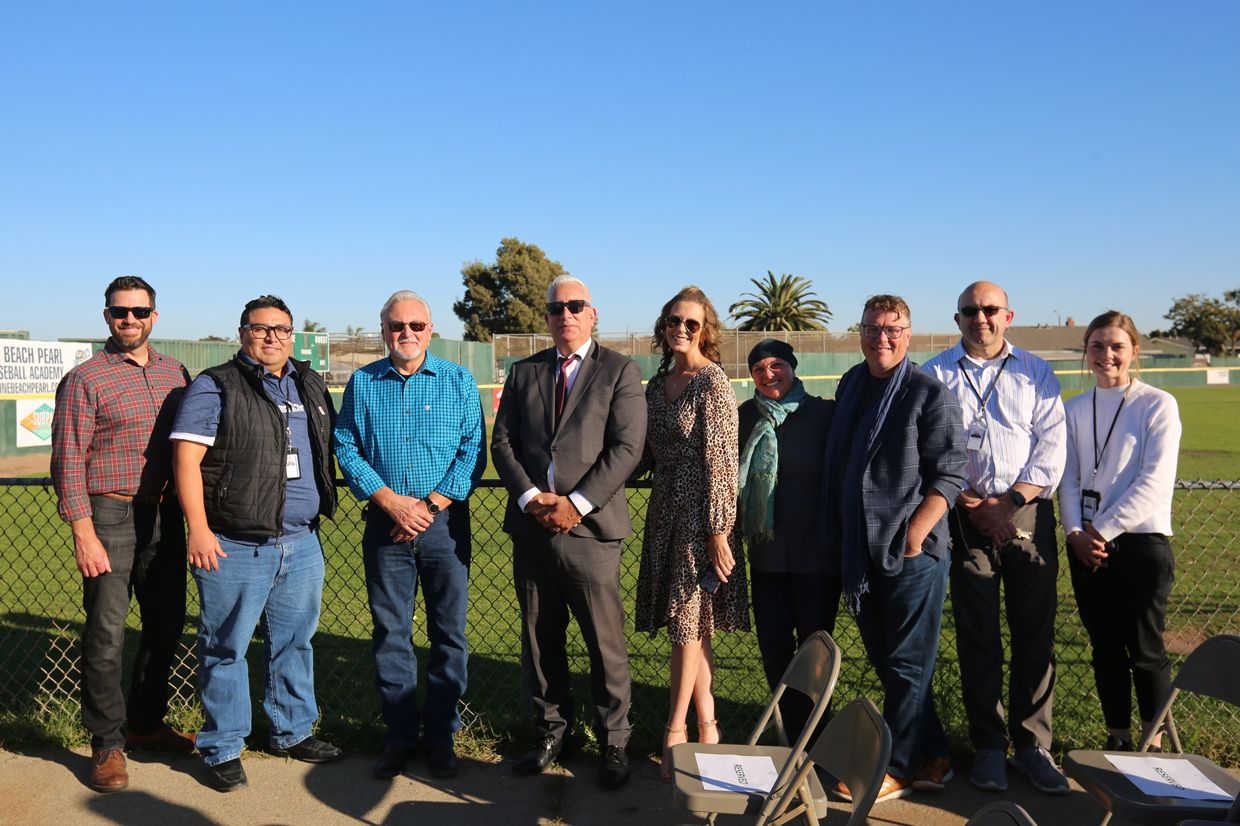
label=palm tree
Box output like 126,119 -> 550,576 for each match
302,319 -> 326,333
729,272 -> 832,331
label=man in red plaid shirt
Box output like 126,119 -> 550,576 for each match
51,276 -> 195,794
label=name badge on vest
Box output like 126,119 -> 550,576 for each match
966,419 -> 987,452
1081,489 -> 1101,523
286,447 -> 302,480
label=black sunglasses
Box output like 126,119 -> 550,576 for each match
546,300 -> 591,315
385,320 -> 428,333
665,315 -> 702,334
107,306 -> 154,320
959,305 -> 1008,318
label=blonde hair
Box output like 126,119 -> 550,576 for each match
1081,310 -> 1142,381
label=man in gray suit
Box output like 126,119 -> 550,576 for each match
491,274 -> 647,790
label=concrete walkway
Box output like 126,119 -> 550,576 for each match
0,744 -> 1163,826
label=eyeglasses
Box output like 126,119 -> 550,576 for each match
664,315 -> 702,334
385,320 -> 428,333
242,324 -> 294,340
546,300 -> 591,315
860,324 -> 909,339
959,305 -> 1009,318
107,306 -> 153,320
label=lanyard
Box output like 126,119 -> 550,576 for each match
1090,380 -> 1135,486
959,353 -> 1011,419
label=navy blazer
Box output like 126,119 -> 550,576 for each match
830,360 -> 968,574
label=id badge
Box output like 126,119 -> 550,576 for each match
966,420 -> 987,452
286,447 -> 302,480
1081,489 -> 1101,523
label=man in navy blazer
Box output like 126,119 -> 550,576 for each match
491,275 -> 647,790
821,294 -> 967,804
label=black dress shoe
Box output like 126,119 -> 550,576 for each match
427,745 -> 458,778
513,735 -> 562,776
599,745 -> 630,790
374,744 -> 418,779
207,758 -> 248,792
269,736 -> 343,763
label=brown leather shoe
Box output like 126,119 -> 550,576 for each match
124,724 -> 197,752
91,748 -> 129,793
832,772 -> 914,803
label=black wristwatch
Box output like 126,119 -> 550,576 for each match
426,500 -> 441,515
1007,489 -> 1027,508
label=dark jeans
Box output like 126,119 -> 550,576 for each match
855,551 -> 950,778
363,503 -> 471,748
750,570 -> 841,742
1069,532 -> 1175,729
80,495 -> 187,750
512,532 -> 632,748
950,499 -> 1059,751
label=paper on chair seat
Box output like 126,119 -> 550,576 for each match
1105,755 -> 1233,800
694,753 -> 779,793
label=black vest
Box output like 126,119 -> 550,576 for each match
199,355 -> 337,537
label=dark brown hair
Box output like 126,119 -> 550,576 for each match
651,286 -> 722,376
104,276 -> 156,308
240,295 -> 293,327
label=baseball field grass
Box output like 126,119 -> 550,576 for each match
1,386 -> 1237,762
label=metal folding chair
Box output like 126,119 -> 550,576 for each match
1064,633 -> 1240,826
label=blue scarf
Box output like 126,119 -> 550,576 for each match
821,357 -> 910,613
738,379 -> 808,544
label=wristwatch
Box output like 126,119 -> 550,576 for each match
1007,489 -> 1027,508
426,500 -> 441,515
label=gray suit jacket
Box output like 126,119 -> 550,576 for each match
491,341 -> 648,540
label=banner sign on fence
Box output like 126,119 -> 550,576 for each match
0,341 -> 92,400
1206,369 -> 1230,385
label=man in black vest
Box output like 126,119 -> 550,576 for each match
172,295 -> 340,792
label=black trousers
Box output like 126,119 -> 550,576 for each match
80,495 -> 187,750
512,532 -> 632,748
1068,532 -> 1175,729
750,570 -> 840,743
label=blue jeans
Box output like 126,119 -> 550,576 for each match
855,551 -> 950,778
192,531 -> 325,766
363,503 -> 470,748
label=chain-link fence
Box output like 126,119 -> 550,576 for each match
2,478 -> 1238,761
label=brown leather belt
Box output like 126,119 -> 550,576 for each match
100,492 -> 176,504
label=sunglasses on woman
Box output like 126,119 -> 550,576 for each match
664,315 -> 702,334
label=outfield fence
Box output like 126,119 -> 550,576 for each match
2,478 -> 1239,761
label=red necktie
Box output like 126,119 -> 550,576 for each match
555,355 -> 577,429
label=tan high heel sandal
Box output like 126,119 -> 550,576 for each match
662,725 -> 687,783
697,718 -> 722,744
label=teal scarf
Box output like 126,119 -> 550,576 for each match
738,378 -> 808,544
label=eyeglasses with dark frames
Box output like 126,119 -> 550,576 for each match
959,305 -> 1009,318
107,306 -> 154,320
546,300 -> 591,315
385,320 -> 428,333
242,323 -> 294,340
860,324 -> 909,339
664,315 -> 702,334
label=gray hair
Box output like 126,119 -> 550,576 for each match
546,275 -> 591,303
380,290 -> 432,323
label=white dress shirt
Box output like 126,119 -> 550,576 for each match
923,339 -> 1066,498
517,338 -> 596,517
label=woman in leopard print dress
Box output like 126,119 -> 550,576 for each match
634,286 -> 749,780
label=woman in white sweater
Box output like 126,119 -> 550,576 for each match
1059,311 -> 1182,752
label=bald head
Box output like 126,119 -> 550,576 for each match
955,281 -> 1014,359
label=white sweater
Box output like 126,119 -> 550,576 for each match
1059,381 -> 1182,541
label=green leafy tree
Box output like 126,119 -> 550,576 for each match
1162,291 -> 1240,356
453,238 -> 568,342
728,272 -> 832,332
302,319 -> 326,332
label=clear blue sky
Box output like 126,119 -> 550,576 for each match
3,1 -> 1237,343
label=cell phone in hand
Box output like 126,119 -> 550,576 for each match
700,571 -> 721,594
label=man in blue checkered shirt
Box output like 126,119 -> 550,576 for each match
334,289 -> 485,782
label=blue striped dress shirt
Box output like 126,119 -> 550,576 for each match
334,352 -> 485,502
923,339 -> 1066,498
